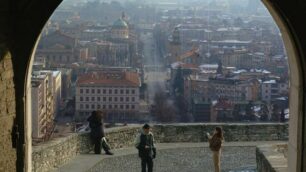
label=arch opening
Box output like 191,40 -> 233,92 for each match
21,0 -> 304,171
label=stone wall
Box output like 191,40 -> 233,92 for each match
256,144 -> 288,172
32,123 -> 288,172
0,48 -> 17,172
32,132 -> 91,172
153,123 -> 289,143
32,126 -> 141,172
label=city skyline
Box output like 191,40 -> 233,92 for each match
31,0 -> 289,142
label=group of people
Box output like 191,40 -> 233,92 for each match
87,110 -> 224,172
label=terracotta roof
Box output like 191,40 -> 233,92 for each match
48,30 -> 75,40
180,63 -> 198,69
171,62 -> 198,69
179,47 -> 199,60
213,98 -> 234,110
76,71 -> 140,87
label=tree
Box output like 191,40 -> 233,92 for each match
280,109 -> 286,122
260,103 -> 269,121
217,59 -> 223,75
232,104 -> 241,121
175,94 -> 189,122
172,67 -> 184,96
245,101 -> 256,121
271,104 -> 280,122
152,91 -> 176,122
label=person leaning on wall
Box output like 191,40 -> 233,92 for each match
207,127 -> 224,172
87,110 -> 114,155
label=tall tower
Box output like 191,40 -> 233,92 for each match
172,26 -> 180,44
169,26 -> 182,63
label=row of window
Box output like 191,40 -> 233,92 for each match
79,96 -> 136,102
264,90 -> 279,94
80,88 -> 136,94
79,104 -> 136,110
215,90 -> 241,94
264,84 -> 287,88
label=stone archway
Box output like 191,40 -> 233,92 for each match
0,0 -> 62,171
261,1 -> 306,171
0,0 -> 306,171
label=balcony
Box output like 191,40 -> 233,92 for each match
32,123 -> 288,172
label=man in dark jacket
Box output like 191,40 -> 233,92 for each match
135,124 -> 156,172
87,110 -> 113,155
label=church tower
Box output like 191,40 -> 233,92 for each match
169,26 -> 182,63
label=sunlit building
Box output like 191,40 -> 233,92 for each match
75,71 -> 141,122
31,74 -> 55,141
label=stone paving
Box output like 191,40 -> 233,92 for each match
93,146 -> 256,172
55,142 -> 284,172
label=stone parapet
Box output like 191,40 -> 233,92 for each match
256,144 -> 288,172
32,123 -> 288,172
153,123 -> 289,142
32,125 -> 141,172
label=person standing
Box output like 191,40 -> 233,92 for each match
135,124 -> 156,172
87,110 -> 113,155
207,127 -> 224,172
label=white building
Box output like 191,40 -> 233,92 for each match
31,73 -> 55,140
261,80 -> 289,102
75,71 -> 140,122
31,78 -> 47,139
38,70 -> 62,116
31,70 -> 62,140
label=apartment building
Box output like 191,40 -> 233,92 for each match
31,74 -> 54,140
261,80 -> 289,102
75,71 -> 141,122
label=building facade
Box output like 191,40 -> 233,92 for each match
261,80 -> 289,102
75,71 -> 141,122
31,74 -> 55,141
36,30 -> 89,67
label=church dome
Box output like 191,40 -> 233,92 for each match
112,18 -> 128,29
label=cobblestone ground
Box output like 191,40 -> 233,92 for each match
95,147 -> 256,172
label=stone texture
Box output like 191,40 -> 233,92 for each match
89,146 -> 256,172
153,123 -> 288,143
256,144 -> 288,172
32,133 -> 92,172
0,50 -> 16,172
32,123 -> 288,172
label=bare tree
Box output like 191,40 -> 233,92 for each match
152,91 -> 177,122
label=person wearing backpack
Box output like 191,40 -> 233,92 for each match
207,127 -> 224,172
135,124 -> 156,172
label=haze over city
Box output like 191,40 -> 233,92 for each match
31,0 -> 288,142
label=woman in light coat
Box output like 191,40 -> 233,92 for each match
207,127 -> 224,172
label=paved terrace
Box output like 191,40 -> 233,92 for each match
32,123 -> 289,172
53,142 -> 285,172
